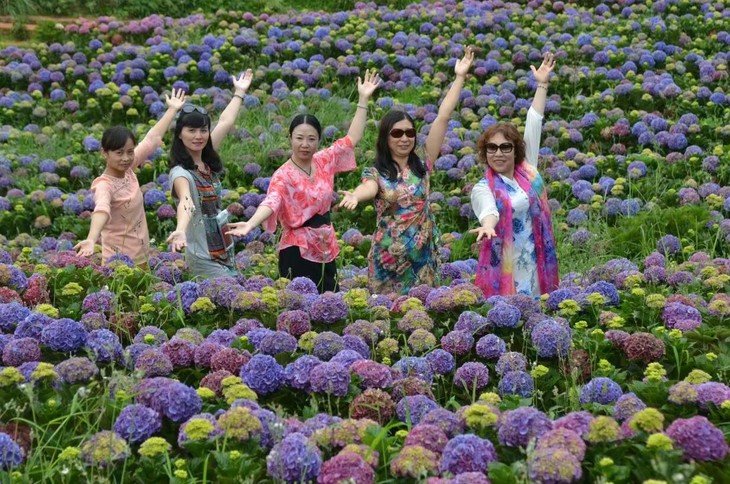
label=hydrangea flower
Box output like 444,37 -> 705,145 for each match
580,377 -> 623,405
266,432 -> 322,482
113,404 -> 162,444
665,416 -> 729,462
439,434 -> 497,475
498,407 -> 552,447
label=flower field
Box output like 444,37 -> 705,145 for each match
1,0 -> 730,482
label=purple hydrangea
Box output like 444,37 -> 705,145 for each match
313,331 -> 344,361
240,354 -> 284,395
266,432 -> 322,482
580,377 -> 623,405
86,329 -> 123,364
454,362 -> 490,392
498,407 -> 553,447
487,302 -> 521,328
309,361 -> 351,397
350,360 -> 393,389
81,290 -> 115,313
284,355 -> 322,392
440,330 -> 474,356
499,371 -> 535,398
420,408 -> 465,438
612,392 -> 647,422
0,432 -> 24,469
475,334 -> 507,360
330,349 -> 365,369
396,395 -> 439,426
552,411 -> 594,436
0,303 -> 31,332
133,326 -> 168,346
309,292 -> 348,324
113,404 -> 162,444
531,319 -> 571,358
454,311 -> 490,336
583,281 -> 620,306
662,302 -> 702,332
14,313 -> 52,340
439,434 -> 498,475
495,352 -> 528,376
392,356 -> 433,384
2,337 -> 41,366
528,447 -> 582,483
41,318 -> 88,352
142,379 -> 202,423
696,382 -> 730,410
259,331 -> 298,356
287,277 -> 319,295
425,349 -> 456,375
657,234 -> 681,255
135,349 -> 173,377
665,416 -> 729,461
55,356 -> 99,385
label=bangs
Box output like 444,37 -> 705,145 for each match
178,111 -> 210,129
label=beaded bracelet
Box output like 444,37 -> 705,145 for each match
233,94 -> 245,101
357,104 -> 368,110
537,83 -> 549,90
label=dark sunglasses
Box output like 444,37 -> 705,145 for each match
485,142 -> 514,154
389,128 -> 417,139
181,104 -> 208,115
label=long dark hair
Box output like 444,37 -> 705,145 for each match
169,110 -> 223,174
374,110 -> 426,181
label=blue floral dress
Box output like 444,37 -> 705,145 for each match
362,159 -> 438,295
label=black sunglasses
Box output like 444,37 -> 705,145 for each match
389,128 -> 417,139
485,142 -> 514,154
181,104 -> 208,115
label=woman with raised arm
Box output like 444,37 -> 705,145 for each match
470,52 -> 559,297
75,88 -> 187,265
166,70 -> 254,279
225,70 -> 381,293
338,47 -> 476,295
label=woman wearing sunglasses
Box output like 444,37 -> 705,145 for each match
338,47 -> 476,295
166,70 -> 253,278
224,69 -> 381,292
75,88 -> 187,265
470,52 -> 559,297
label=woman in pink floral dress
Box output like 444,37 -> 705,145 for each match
226,70 -> 380,292
338,47 -> 475,295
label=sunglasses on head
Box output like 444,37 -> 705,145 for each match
485,142 -> 514,154
181,104 -> 208,115
389,128 -> 417,139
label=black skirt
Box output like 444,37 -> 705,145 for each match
278,245 -> 338,293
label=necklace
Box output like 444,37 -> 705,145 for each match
289,158 -> 312,177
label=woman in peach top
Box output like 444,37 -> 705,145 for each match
75,88 -> 187,265
226,70 -> 381,293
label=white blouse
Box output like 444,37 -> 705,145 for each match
470,107 -> 543,223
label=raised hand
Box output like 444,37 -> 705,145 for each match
224,221 -> 253,237
232,69 -> 254,95
531,52 -> 557,84
166,230 -> 187,252
454,45 -> 476,77
74,239 -> 95,257
469,226 -> 496,242
164,87 -> 187,111
357,69 -> 381,100
338,190 -> 359,210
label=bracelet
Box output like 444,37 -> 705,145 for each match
356,103 -> 367,110
537,83 -> 548,90
233,94 -> 245,101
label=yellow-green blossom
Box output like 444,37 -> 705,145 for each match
174,470 -> 188,479
644,363 -> 667,382
642,480 -> 667,484
599,457 -> 614,467
531,365 -> 550,379
478,392 -> 501,404
0,367 -> 24,386
58,446 -> 81,460
684,369 -> 712,384
377,338 -> 399,357
395,429 -> 409,439
558,299 -> 580,316
190,297 -> 216,313
260,287 -> 280,310
35,303 -> 60,318
631,288 -> 646,297
607,316 -> 625,329
591,328 -> 604,339
586,292 -> 608,306
574,320 -> 588,329
586,416 -> 621,443
31,362 -> 57,381
139,303 -> 156,314
183,418 -> 215,441
623,273 -> 644,288
689,476 -> 711,484
463,404 -> 498,429
174,458 -> 186,469
138,437 -> 172,458
720,400 -> 730,411
706,352 -> 718,361
229,450 -> 242,461
399,297 -> 425,312
196,387 -> 216,400
343,288 -> 369,310
143,334 -> 156,344
646,433 -> 673,451
223,383 -> 258,405
61,282 -> 84,296
598,359 -> 614,374
113,265 -> 134,278
218,407 -> 263,441
704,274 -> 730,289
645,294 -> 666,309
298,331 -> 318,352
629,408 -> 664,433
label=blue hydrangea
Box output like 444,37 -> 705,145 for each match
498,407 -> 552,447
309,361 -> 351,397
486,302 -> 521,328
0,302 -> 31,332
531,319 -> 571,358
499,371 -> 535,398
583,281 -> 620,306
396,395 -> 439,426
425,349 -> 455,375
41,318 -> 88,352
86,329 -> 123,364
392,356 -> 433,384
0,432 -> 24,469
580,377 -> 623,405
266,432 -> 322,482
240,354 -> 284,395
284,355 -> 322,392
113,404 -> 162,444
440,434 -> 497,475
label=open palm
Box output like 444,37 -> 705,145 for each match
531,52 -> 557,84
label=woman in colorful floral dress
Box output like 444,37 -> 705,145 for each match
470,52 -> 558,297
225,70 -> 381,293
338,47 -> 475,295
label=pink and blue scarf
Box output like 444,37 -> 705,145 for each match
475,162 -> 559,297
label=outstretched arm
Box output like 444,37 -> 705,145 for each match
346,69 -> 381,146
225,205 -> 274,237
75,212 -> 110,256
211,69 -> 254,151
338,180 -> 379,210
425,46 -> 475,163
135,88 -> 186,166
529,52 -> 556,116
167,178 -> 195,252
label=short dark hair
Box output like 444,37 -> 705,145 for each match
476,122 -> 526,166
101,126 -> 136,151
169,109 -> 223,174
374,109 -> 426,181
288,114 -> 322,138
